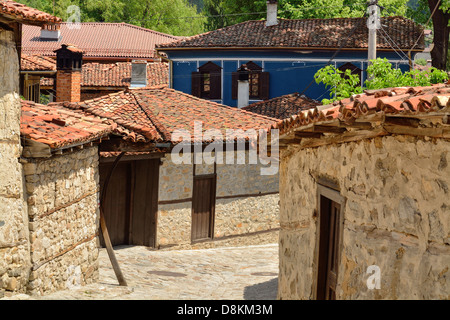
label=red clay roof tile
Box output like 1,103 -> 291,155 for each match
22,22 -> 180,59
59,86 -> 279,143
21,100 -> 113,150
0,0 -> 61,25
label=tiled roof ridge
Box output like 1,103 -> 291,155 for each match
128,88 -> 172,141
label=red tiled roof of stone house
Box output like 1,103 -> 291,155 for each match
22,22 -> 180,59
58,86 -> 279,144
242,93 -> 321,120
21,54 -> 56,71
274,83 -> 450,144
21,100 -> 114,150
0,0 -> 61,25
33,60 -> 169,88
157,16 -> 424,51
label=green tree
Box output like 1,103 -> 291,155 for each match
202,0 -> 410,31
315,57 -> 448,103
17,0 -> 205,36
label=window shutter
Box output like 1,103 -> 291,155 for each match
231,72 -> 238,100
191,72 -> 201,97
259,72 -> 270,100
210,71 -> 222,100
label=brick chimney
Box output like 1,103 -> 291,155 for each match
266,0 -> 278,27
54,44 -> 83,102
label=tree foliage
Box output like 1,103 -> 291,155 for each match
17,0 -> 205,36
202,0 -> 410,31
315,58 -> 448,104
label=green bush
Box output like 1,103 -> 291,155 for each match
314,58 -> 449,104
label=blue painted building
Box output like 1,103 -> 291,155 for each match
156,14 -> 424,107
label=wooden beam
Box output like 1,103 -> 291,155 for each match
99,138 -> 159,153
299,128 -> 389,149
295,131 -> 323,138
311,125 -> 348,134
383,124 -> 450,138
384,116 -> 421,128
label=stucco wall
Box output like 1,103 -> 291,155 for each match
157,151 -> 279,247
23,147 -> 100,295
0,29 -> 30,295
278,135 -> 450,300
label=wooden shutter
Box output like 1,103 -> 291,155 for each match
259,72 -> 270,100
231,72 -> 238,100
191,71 -> 201,97
210,71 -> 222,100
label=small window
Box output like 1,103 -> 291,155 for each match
192,62 -> 222,100
232,61 -> 269,101
338,62 -> 362,86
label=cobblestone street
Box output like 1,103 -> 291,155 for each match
5,243 -> 279,300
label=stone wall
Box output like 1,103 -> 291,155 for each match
157,151 -> 280,247
0,29 -> 30,295
278,135 -> 450,300
22,147 -> 100,295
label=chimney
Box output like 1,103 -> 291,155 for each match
40,24 -> 61,41
130,60 -> 148,88
54,44 -> 83,102
237,65 -> 249,109
266,0 -> 278,27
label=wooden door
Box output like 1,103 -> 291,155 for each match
317,196 -> 342,300
131,159 -> 160,247
100,158 -> 160,248
191,174 -> 216,241
99,162 -> 132,246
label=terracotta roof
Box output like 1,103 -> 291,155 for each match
82,62 -> 169,87
0,0 -> 61,25
33,60 -> 169,88
58,86 -> 279,143
242,93 -> 321,119
275,83 -> 450,146
21,54 -> 56,71
157,16 -> 424,51
22,22 -> 180,59
21,100 -> 114,150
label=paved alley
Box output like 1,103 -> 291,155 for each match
14,243 -> 279,300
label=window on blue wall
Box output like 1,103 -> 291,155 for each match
192,62 -> 222,99
232,62 -> 269,101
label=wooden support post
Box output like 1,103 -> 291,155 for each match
100,152 -> 128,287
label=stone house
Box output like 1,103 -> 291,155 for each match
1,0 -> 59,296
274,83 -> 450,299
19,100 -> 113,295
1,1 -> 115,297
60,85 -> 280,249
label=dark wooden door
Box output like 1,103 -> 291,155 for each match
100,158 -> 160,248
317,196 -> 341,300
191,174 -> 216,241
99,162 -> 132,246
131,159 -> 160,247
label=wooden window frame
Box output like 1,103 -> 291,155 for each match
313,183 -> 346,300
192,61 -> 222,100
